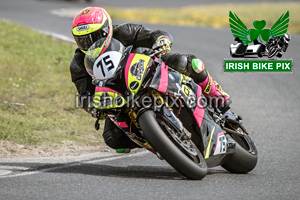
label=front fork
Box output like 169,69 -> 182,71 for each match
148,90 -> 191,140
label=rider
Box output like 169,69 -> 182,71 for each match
70,7 -> 231,151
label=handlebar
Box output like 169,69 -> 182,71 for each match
147,49 -> 166,58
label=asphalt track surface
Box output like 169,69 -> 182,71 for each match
0,0 -> 300,199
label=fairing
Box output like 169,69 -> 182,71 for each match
86,40 -> 236,167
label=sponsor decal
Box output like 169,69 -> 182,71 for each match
203,74 -> 212,94
97,92 -> 114,108
130,59 -> 145,80
129,81 -> 140,90
77,25 -> 89,32
213,132 -> 227,155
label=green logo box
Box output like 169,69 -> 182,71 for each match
223,59 -> 293,72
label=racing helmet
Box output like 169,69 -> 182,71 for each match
72,7 -> 113,53
284,33 -> 291,42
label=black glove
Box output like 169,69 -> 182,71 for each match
152,36 -> 172,57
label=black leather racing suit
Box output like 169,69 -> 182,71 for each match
70,23 -> 208,149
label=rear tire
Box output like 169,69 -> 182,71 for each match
138,110 -> 207,180
222,135 -> 258,173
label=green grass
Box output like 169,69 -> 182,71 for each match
0,20 -> 103,146
106,2 -> 300,34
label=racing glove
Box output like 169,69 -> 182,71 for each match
152,36 -> 172,57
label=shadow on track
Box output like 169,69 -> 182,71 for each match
48,163 -> 230,180
38,0 -> 94,2
1,162 -> 230,180
51,163 -> 187,180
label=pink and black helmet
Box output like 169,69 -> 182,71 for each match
72,7 -> 112,53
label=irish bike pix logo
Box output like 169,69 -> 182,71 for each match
224,11 -> 293,73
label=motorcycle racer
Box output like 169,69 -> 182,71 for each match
69,7 -> 231,151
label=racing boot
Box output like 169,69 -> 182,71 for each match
198,72 -> 231,111
103,117 -> 140,151
192,59 -> 231,111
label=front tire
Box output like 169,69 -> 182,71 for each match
138,110 -> 207,180
268,46 -> 278,58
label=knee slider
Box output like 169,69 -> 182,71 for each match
187,55 -> 207,83
188,55 -> 205,74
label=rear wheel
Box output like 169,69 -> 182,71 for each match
138,110 -> 207,180
222,132 -> 258,173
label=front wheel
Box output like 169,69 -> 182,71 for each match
138,110 -> 207,180
268,46 -> 278,58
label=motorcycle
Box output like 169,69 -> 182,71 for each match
266,34 -> 290,58
84,38 -> 258,180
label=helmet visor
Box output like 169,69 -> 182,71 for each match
74,34 -> 94,51
73,24 -> 109,51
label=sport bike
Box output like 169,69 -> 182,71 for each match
84,38 -> 258,180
